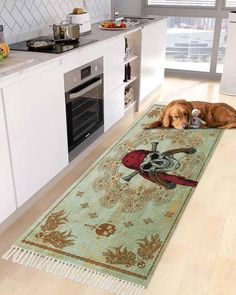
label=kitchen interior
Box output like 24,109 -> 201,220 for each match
1,0 -> 236,294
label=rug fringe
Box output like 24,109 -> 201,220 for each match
2,246 -> 146,295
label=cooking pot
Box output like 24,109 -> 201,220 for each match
53,21 -> 80,40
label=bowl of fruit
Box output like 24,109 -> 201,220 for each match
99,21 -> 128,30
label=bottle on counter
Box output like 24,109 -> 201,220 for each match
0,25 -> 5,43
124,64 -> 128,82
125,38 -> 128,55
127,62 -> 131,80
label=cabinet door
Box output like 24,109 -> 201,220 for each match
104,84 -> 124,132
103,37 -> 124,131
3,66 -> 68,207
140,20 -> 167,101
103,37 -> 124,73
0,94 -> 16,223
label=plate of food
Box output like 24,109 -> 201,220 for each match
99,21 -> 128,30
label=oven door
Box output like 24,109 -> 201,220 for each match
66,74 -> 104,153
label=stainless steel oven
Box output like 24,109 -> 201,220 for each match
64,57 -> 104,161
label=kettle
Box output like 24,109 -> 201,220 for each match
67,12 -> 91,35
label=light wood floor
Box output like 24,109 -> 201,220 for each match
1,76 -> 236,295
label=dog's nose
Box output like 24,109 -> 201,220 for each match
183,124 -> 189,129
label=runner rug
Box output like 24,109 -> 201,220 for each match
2,105 -> 222,295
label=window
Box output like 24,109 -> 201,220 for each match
148,0 -> 216,7
144,0 -> 232,76
217,19 -> 228,73
225,0 -> 236,7
166,17 -> 215,71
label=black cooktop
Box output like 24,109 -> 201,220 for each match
10,36 -> 97,54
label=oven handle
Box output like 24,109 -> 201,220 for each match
67,79 -> 103,102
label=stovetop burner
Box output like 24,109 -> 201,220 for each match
10,36 -> 97,54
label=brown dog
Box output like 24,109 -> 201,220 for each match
143,99 -> 236,129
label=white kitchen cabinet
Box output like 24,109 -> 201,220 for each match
103,37 -> 124,73
104,63 -> 124,95
0,94 -> 16,223
103,37 -> 125,131
140,20 -> 167,101
104,84 -> 124,131
3,65 -> 68,207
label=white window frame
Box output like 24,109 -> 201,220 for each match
146,0 -> 217,9
143,0 -> 232,77
223,0 -> 236,8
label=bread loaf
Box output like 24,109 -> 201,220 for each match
72,7 -> 84,14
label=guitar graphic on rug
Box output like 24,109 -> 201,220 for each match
122,142 -> 198,189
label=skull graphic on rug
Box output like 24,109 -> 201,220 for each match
122,142 -> 198,189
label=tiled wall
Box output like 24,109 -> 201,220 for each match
0,0 -> 111,43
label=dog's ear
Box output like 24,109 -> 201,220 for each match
162,110 -> 171,127
183,102 -> 193,122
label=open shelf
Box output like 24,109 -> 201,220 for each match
123,30 -> 142,113
123,76 -> 137,88
123,55 -> 138,65
124,100 -> 136,113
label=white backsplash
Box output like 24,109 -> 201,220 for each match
0,0 -> 111,44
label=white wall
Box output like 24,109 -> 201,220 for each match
113,0 -> 142,16
0,0 -> 111,44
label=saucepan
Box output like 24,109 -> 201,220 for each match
52,21 -> 81,40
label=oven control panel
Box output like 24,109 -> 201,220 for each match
81,66 -> 91,80
64,57 -> 103,93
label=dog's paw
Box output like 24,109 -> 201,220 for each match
186,148 -> 197,154
142,123 -> 153,129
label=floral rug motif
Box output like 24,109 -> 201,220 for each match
2,105 -> 222,295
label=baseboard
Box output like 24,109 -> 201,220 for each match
165,69 -> 221,81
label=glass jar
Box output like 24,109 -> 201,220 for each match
0,25 -> 5,42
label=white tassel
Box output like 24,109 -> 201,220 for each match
71,267 -> 80,280
42,258 -> 52,271
12,248 -> 25,262
36,256 -> 49,270
57,262 -> 67,277
25,251 -> 36,266
19,250 -> 30,264
125,283 -> 133,295
53,261 -> 63,275
114,280 -> 123,293
14,249 -> 27,263
2,246 -> 16,260
31,254 -> 41,268
63,263 -> 70,276
2,245 -> 146,295
78,268 -> 88,282
92,271 -> 100,286
47,259 -> 58,273
135,286 -> 145,295
64,263 -> 73,277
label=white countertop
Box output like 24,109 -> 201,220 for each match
0,17 -> 166,86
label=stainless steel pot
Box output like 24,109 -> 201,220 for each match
53,21 -> 80,40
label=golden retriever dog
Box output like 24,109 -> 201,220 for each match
143,99 -> 236,129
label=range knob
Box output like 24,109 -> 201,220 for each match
73,76 -> 77,83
